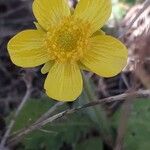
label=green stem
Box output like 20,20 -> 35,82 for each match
82,72 -> 114,148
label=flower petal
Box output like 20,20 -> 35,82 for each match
34,22 -> 45,31
81,35 -> 128,77
92,30 -> 105,37
78,62 -> 91,71
44,63 -> 83,101
8,30 -> 49,68
33,0 -> 70,30
41,61 -> 55,74
79,30 -> 105,72
74,0 -> 112,34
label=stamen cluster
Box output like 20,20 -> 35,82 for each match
45,17 -> 91,63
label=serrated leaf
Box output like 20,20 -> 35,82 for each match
12,98 -> 98,150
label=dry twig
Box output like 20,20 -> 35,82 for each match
7,89 -> 150,147
34,102 -> 64,125
119,0 -> 150,39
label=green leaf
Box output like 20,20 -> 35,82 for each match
12,98 -> 99,150
77,75 -> 114,146
76,137 -> 103,150
112,99 -> 150,150
12,98 -> 55,131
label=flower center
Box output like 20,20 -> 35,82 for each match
45,17 -> 91,63
57,31 -> 77,51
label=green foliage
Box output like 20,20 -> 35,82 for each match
76,138 -> 103,150
111,0 -> 136,20
121,0 -> 136,5
78,76 -> 114,144
13,98 -> 102,150
12,98 -> 55,131
124,99 -> 150,150
112,99 -> 150,150
12,97 -> 150,150
112,4 -> 126,20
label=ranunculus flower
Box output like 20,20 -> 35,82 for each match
8,0 -> 128,101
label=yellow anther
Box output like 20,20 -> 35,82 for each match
61,52 -> 65,55
52,44 -> 56,49
73,25 -> 78,30
45,16 -> 91,63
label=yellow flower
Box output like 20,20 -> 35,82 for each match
7,0 -> 128,102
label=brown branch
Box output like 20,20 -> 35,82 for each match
34,102 -> 64,125
7,89 -> 150,147
119,0 -> 150,39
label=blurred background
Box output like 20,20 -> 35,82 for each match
0,0 -> 150,150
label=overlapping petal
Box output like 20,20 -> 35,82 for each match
81,35 -> 128,77
33,0 -> 70,30
74,0 -> 111,34
7,30 -> 49,67
41,61 -> 55,74
44,63 -> 83,101
92,30 -> 105,37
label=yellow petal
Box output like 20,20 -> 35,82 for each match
79,30 -> 105,72
78,62 -> 90,71
33,0 -> 70,31
92,30 -> 105,37
41,61 -> 55,74
7,30 -> 49,68
34,22 -> 45,32
74,0 -> 111,34
81,35 -> 128,77
44,63 -> 83,101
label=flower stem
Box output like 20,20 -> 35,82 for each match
82,72 -> 114,148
